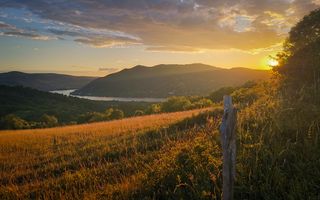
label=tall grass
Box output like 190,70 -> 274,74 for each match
1,82 -> 320,199
235,81 -> 320,199
0,108 -> 222,199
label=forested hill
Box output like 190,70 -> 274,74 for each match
0,71 -> 97,91
0,85 -> 150,125
73,63 -> 270,98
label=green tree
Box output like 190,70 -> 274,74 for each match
40,114 -> 58,127
134,110 -> 145,116
275,8 -> 320,104
208,81 -> 256,103
193,98 -> 213,108
105,108 -> 114,118
286,8 -> 320,55
0,114 -> 29,130
109,109 -> 124,120
147,104 -> 161,114
161,96 -> 192,112
209,87 -> 236,102
89,112 -> 107,122
77,112 -> 107,123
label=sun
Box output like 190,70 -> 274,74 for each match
268,59 -> 279,67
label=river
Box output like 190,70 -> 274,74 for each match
50,89 -> 166,102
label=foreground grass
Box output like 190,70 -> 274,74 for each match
0,108 -> 223,199
2,92 -> 320,200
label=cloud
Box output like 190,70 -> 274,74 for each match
99,67 -> 119,71
48,27 -> 141,47
98,67 -> 119,73
217,7 -> 257,33
0,21 -> 13,29
146,45 -> 202,52
74,37 -> 140,48
0,19 -> 53,40
0,0 -> 319,51
3,31 -> 51,40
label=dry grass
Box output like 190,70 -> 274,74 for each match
0,108 -> 218,199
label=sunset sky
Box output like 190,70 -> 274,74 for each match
0,0 -> 319,76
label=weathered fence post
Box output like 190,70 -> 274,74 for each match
219,95 -> 237,200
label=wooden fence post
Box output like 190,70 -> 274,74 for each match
219,95 -> 237,200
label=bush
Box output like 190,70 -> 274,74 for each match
192,98 -> 213,109
0,114 -> 30,130
161,96 -> 192,112
40,114 -> 58,127
134,110 -> 145,116
146,104 -> 161,114
109,109 -> 124,120
209,87 -> 236,102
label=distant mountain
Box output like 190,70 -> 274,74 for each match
0,71 -> 97,91
73,63 -> 270,97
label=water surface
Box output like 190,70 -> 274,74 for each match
50,89 -> 165,102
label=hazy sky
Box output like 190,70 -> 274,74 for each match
0,0 -> 319,76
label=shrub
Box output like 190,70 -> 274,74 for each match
161,96 -> 192,112
134,110 -> 145,116
109,109 -> 124,120
40,114 -> 58,127
192,98 -> 213,109
0,114 -> 30,129
146,104 -> 161,114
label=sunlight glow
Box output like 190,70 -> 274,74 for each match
268,59 -> 279,67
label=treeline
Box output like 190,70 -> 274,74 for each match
0,85 -> 150,130
0,81 -> 259,130
0,95 -> 214,130
0,114 -> 59,130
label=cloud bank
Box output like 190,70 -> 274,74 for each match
0,0 -> 319,51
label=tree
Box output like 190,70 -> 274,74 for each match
286,8 -> 320,55
134,110 -> 145,116
209,87 -> 236,103
193,98 -> 213,108
0,114 -> 29,130
89,112 -> 107,122
109,109 -> 124,120
161,96 -> 192,112
147,104 -> 161,114
40,114 -> 58,127
105,108 -> 114,118
275,8 -> 320,104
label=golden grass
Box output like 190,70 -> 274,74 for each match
0,109 -> 208,136
0,108 -> 214,199
0,109 -> 206,148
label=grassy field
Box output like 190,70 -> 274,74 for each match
1,88 -> 320,200
0,108 -> 223,199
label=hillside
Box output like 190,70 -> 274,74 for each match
0,109 -> 214,199
1,85 -> 319,199
73,63 -> 270,98
0,85 -> 150,124
0,71 -> 97,91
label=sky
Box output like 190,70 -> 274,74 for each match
0,0 -> 319,77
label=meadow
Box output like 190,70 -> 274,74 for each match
0,108 -> 223,199
2,84 -> 320,199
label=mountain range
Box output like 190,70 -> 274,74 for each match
73,63 -> 270,97
0,71 -> 96,91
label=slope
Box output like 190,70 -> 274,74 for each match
0,108 -> 218,199
73,63 -> 270,98
0,85 -> 150,123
